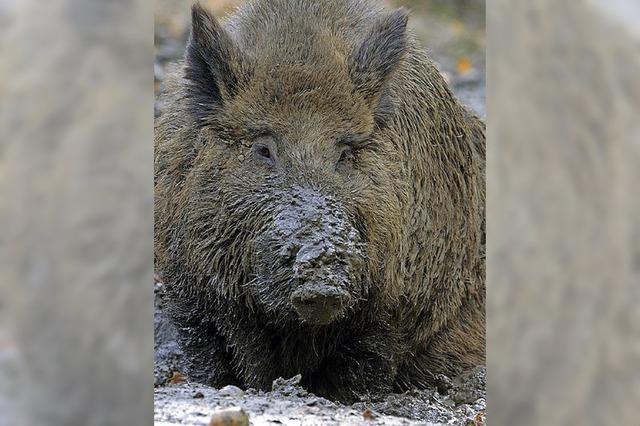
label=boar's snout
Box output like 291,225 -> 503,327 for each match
288,237 -> 360,324
290,284 -> 352,325
254,187 -> 365,325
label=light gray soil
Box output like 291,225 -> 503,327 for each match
154,370 -> 486,425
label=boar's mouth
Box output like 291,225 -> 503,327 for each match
290,283 -> 352,325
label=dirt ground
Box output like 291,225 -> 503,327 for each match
154,1 -> 486,424
154,373 -> 485,425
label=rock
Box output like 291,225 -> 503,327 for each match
272,374 -> 301,388
305,398 -> 319,406
219,385 -> 244,397
271,374 -> 307,397
208,407 -> 249,426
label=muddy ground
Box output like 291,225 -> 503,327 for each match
154,1 -> 485,424
154,373 -> 485,426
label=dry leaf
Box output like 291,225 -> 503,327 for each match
168,371 -> 186,385
457,57 -> 473,74
362,408 -> 376,420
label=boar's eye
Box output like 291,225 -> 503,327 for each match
256,145 -> 271,159
252,141 -> 275,166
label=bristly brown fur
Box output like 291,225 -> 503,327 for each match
155,0 -> 485,402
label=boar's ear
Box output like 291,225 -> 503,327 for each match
348,8 -> 409,126
184,3 -> 249,122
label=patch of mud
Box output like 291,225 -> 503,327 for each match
155,372 -> 485,425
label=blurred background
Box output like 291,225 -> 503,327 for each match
488,1 -> 640,424
0,0 -> 154,424
154,0 -> 486,116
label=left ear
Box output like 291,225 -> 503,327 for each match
348,8 -> 409,113
184,3 -> 250,123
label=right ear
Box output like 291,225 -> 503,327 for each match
184,3 -> 249,121
348,8 -> 409,127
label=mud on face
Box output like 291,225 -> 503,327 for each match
252,186 -> 367,325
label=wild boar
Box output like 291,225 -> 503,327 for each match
155,0 -> 485,402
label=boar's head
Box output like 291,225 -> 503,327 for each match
176,4 -> 408,326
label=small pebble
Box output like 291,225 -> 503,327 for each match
219,385 -> 245,397
305,398 -> 319,406
193,391 -> 204,399
208,407 -> 249,426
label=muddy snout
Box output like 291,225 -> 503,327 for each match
262,188 -> 364,325
290,284 -> 352,325
289,240 -> 360,324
